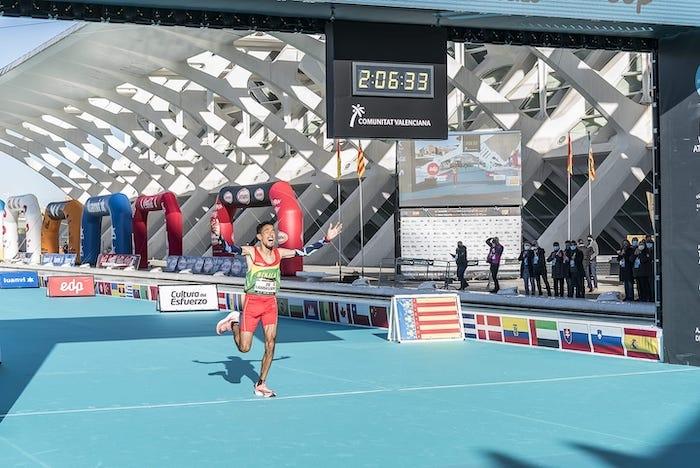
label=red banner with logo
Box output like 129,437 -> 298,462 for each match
47,276 -> 96,298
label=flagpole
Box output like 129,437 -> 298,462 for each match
567,132 -> 571,240
359,143 -> 366,278
336,140 -> 342,282
588,132 -> 593,236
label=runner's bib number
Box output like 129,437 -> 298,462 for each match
253,278 -> 277,295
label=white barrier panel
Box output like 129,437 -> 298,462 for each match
3,194 -> 41,263
388,294 -> 464,343
157,284 -> 219,312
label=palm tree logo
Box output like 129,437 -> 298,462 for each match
350,104 -> 365,128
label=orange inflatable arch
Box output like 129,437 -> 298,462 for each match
41,200 -> 83,262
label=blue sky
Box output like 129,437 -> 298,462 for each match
0,17 -> 77,207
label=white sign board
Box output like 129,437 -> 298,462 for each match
157,284 -> 219,312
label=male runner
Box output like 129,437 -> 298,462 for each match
214,220 -> 342,397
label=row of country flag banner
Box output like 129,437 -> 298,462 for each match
42,275 -> 657,361
59,275 -> 392,328
463,312 -> 660,361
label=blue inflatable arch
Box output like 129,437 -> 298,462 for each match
81,193 -> 133,265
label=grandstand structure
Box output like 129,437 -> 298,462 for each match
0,23 -> 652,266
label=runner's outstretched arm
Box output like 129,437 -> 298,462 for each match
279,222 -> 343,259
218,236 -> 252,256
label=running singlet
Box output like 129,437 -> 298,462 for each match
244,248 -> 281,295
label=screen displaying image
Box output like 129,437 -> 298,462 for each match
398,131 -> 522,207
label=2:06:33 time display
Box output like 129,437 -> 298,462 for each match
352,62 -> 434,98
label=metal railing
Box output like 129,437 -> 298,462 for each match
379,257 -> 455,287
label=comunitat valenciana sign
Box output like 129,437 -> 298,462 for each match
157,284 -> 219,312
326,21 -> 447,140
321,0 -> 700,28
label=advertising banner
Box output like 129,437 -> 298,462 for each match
47,276 -> 95,298
399,207 -> 521,262
157,284 -> 219,312
96,254 -> 141,270
0,271 -> 39,289
41,254 -> 78,267
658,29 -> 700,364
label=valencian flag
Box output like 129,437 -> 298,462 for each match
587,132 -> 596,181
567,132 -> 573,176
356,142 -> 366,178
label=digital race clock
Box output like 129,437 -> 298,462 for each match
352,62 -> 434,98
326,21 -> 447,139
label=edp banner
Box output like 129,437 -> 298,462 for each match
659,29 -> 700,364
157,284 -> 219,312
47,276 -> 95,298
0,271 -> 39,289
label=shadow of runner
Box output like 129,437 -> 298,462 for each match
193,355 -> 290,385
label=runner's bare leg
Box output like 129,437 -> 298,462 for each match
259,324 -> 277,382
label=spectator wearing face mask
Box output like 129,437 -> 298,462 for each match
617,239 -> 635,301
518,241 -> 536,296
586,235 -> 599,292
576,240 -> 587,297
644,235 -> 655,302
531,240 -> 551,296
562,241 -> 573,297
633,238 -> 652,302
547,242 -> 565,297
567,240 -> 585,298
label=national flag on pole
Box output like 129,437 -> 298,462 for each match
587,132 -> 596,181
567,132 -> 573,176
356,142 -> 366,178
336,140 -> 342,180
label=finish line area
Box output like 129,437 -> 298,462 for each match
1,289 -> 699,467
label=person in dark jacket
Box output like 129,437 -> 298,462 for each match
566,240 -> 585,298
633,240 -> 652,302
617,239 -> 635,301
451,241 -> 468,290
486,237 -> 504,293
532,240 -> 551,296
644,235 -> 656,302
518,242 -> 536,295
562,241 -> 573,297
547,242 -> 565,297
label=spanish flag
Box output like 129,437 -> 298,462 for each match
587,132 -> 596,182
357,142 -> 366,179
567,132 -> 573,176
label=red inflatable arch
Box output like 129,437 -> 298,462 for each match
211,181 -> 303,276
133,191 -> 183,269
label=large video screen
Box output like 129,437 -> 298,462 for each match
398,131 -> 522,207
399,207 -> 521,262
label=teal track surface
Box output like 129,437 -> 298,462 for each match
1,289 -> 700,467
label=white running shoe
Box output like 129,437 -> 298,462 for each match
215,311 -> 240,335
254,381 -> 276,398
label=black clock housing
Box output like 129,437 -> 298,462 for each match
326,21 -> 447,140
